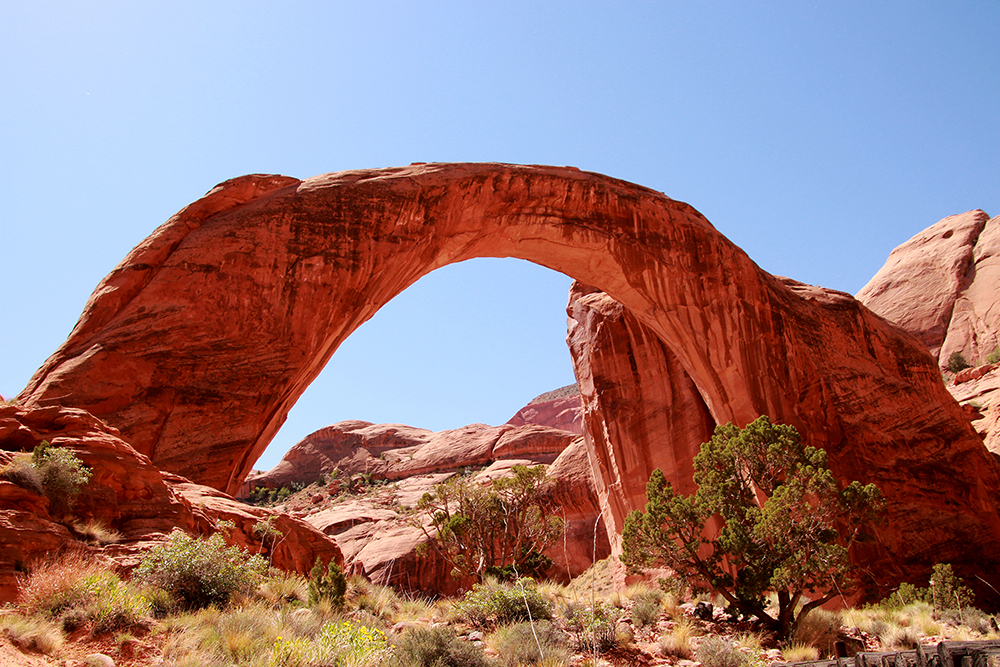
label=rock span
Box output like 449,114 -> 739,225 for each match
16,163 -> 1000,594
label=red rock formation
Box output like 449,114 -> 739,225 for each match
858,210 -> 1000,468
506,385 -> 584,434
15,163 -> 1000,597
0,404 -> 341,602
858,210 -> 1000,365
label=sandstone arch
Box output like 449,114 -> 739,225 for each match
19,163 -> 1000,588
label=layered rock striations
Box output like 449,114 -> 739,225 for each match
15,163 -> 1000,597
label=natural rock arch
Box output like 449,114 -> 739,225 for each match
19,163 -> 1000,587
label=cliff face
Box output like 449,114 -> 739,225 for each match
13,164 -> 1000,597
858,209 -> 1000,366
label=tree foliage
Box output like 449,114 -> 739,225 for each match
416,465 -> 564,582
622,416 -> 884,638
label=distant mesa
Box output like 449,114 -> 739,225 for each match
10,163 -> 1000,600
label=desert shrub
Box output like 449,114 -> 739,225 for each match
987,348 -> 1000,365
416,464 -> 564,581
87,579 -> 152,634
455,577 -> 552,627
390,625 -> 490,667
698,635 -> 746,667
490,620 -> 570,667
886,563 -> 975,611
0,614 -> 64,655
17,551 -> 110,616
32,442 -> 92,516
307,556 -> 347,607
631,599 -> 661,628
271,619 -> 389,667
133,529 -> 267,609
947,351 -> 971,373
570,601 -> 618,651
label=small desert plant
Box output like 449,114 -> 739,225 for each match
986,347 -> 1000,364
880,623 -> 922,650
490,620 -> 570,667
887,563 -> 975,611
259,570 -> 308,607
697,635 -> 746,667
631,598 -> 661,628
133,529 -> 267,609
947,351 -> 971,373
17,551 -> 111,616
782,642 -> 821,662
570,601 -> 618,652
86,578 -> 152,635
455,577 -> 552,627
0,614 -> 65,655
307,556 -> 347,607
390,625 -> 490,667
660,620 -> 698,659
32,442 -> 92,516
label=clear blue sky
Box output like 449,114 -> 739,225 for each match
2,2 -> 997,471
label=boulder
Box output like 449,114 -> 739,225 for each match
506,385 -> 584,434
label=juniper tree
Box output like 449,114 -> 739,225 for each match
622,416 -> 884,638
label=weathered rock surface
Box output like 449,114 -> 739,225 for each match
15,163 -> 1000,599
858,210 -> 999,365
858,210 -> 1000,468
566,278 -> 1000,598
506,385 -> 583,434
258,414 -> 604,594
248,421 -> 577,491
0,404 -> 341,602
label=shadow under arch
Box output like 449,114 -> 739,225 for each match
19,163 -> 1000,587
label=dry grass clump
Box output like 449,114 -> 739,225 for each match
489,620 -> 571,667
17,550 -> 114,616
660,619 -> 698,659
782,642 -> 821,662
0,613 -> 65,656
70,519 -> 122,546
793,608 -> 842,658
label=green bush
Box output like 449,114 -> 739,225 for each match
307,556 -> 346,607
947,351 -> 971,373
1,442 -> 91,516
133,530 -> 267,609
886,563 -> 975,611
987,348 -> 1000,365
390,626 -> 490,667
490,620 -> 569,667
454,578 -> 552,627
